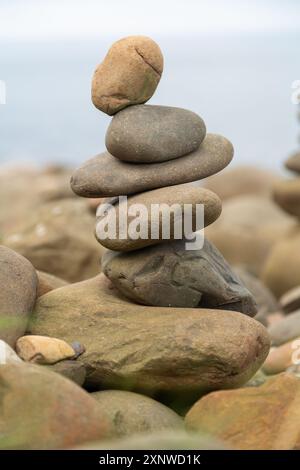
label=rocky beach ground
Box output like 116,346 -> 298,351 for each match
1,36 -> 300,451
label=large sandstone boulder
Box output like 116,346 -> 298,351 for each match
0,363 -> 110,449
185,373 -> 300,450
29,275 -> 270,397
0,246 -> 37,347
3,199 -> 104,282
206,195 -> 294,276
91,390 -> 183,437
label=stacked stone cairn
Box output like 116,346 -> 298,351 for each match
68,36 -> 270,401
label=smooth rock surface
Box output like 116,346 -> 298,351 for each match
3,199 -> 104,283
262,226 -> 300,297
29,274 -> 270,396
273,179 -> 300,217
285,151 -> 300,174
102,239 -> 257,314
105,105 -> 206,163
36,270 -> 68,297
0,246 -> 37,347
185,373 -> 300,450
268,310 -> 300,346
92,36 -> 163,115
91,390 -> 183,437
16,335 -> 75,364
206,195 -> 294,276
0,363 -> 110,449
96,185 -> 222,252
70,134 -> 234,198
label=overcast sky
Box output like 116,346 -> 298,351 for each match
1,0 -> 300,40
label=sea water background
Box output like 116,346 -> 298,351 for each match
0,33 -> 299,172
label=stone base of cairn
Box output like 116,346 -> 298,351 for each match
68,36 -> 270,401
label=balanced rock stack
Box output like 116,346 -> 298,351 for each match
66,36 -> 270,398
262,147 -> 300,297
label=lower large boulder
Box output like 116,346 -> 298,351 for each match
0,363 -> 111,449
185,373 -> 300,450
29,275 -> 270,397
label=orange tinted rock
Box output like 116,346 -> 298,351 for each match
0,363 -> 110,449
185,373 -> 300,450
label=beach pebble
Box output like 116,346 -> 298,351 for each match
102,238 -> 257,315
268,310 -> 300,346
273,179 -> 300,217
0,246 -> 37,347
96,185 -> 222,252
71,134 -> 233,198
0,363 -> 110,449
92,36 -> 163,115
106,105 -> 206,163
36,270 -> 68,297
91,390 -> 183,438
262,339 -> 300,374
16,335 -> 75,364
280,286 -> 300,314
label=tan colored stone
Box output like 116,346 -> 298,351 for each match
261,226 -> 300,297
185,373 -> 300,450
3,199 -> 104,282
29,274 -> 270,397
0,246 -> 37,347
96,185 -> 221,251
92,36 -> 163,115
16,335 -> 75,364
273,178 -> 300,217
0,363 -> 110,449
206,195 -> 294,276
203,165 -> 280,201
70,134 -> 234,198
91,390 -> 183,438
262,340 -> 300,375
36,270 -> 68,297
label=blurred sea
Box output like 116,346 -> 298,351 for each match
0,33 -> 299,171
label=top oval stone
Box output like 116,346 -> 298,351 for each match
92,36 -> 164,115
105,105 -> 206,163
